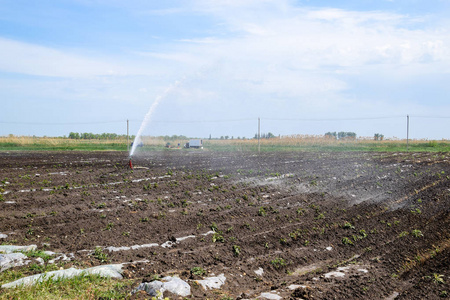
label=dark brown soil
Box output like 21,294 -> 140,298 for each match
0,150 -> 449,299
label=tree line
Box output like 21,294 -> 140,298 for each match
68,132 -> 134,140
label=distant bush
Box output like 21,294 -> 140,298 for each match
428,141 -> 438,147
68,132 -> 133,140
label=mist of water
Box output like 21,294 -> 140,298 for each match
129,79 -> 184,157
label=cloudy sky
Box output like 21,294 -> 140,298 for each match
1,0 -> 449,139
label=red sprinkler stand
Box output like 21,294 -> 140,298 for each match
128,159 -> 133,169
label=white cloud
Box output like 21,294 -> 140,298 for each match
0,38 -> 126,77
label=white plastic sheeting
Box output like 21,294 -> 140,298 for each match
2,264 -> 123,288
134,276 -> 191,298
0,253 -> 29,272
196,273 -> 226,290
0,245 -> 37,254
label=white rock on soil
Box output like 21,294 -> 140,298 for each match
254,267 -> 264,276
0,233 -> 7,239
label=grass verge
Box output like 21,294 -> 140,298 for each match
0,273 -> 134,299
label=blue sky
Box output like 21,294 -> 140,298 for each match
1,0 -> 449,139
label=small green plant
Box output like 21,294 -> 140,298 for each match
191,266 -> 206,276
343,222 -> 355,229
104,222 -> 114,231
25,213 -> 36,219
342,237 -> 354,245
359,229 -> 368,238
411,229 -> 423,238
433,273 -> 445,284
210,222 -> 219,232
258,207 -> 267,217
399,231 -> 409,238
93,247 -> 108,263
411,208 -> 422,214
212,232 -> 224,243
232,245 -> 241,256
315,213 -> 325,220
296,208 -> 305,215
270,257 -> 286,269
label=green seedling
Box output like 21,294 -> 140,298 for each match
232,245 -> 241,256
343,222 -> 355,229
342,237 -> 354,245
411,229 -> 423,238
270,257 -> 286,269
93,247 -> 108,263
191,267 -> 206,276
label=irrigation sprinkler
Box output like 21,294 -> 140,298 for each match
128,157 -> 133,170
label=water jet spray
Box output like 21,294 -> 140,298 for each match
129,79 -> 184,158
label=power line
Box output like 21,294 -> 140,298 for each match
0,115 -> 448,125
413,116 -> 450,119
0,118 -> 255,125
150,118 -> 255,123
0,120 -> 126,125
263,116 -> 404,121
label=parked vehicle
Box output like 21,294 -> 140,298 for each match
184,139 -> 203,149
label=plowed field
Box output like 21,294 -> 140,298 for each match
1,150 -> 449,299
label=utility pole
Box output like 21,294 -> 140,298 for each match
258,117 -> 261,153
406,115 -> 409,151
127,119 -> 129,152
